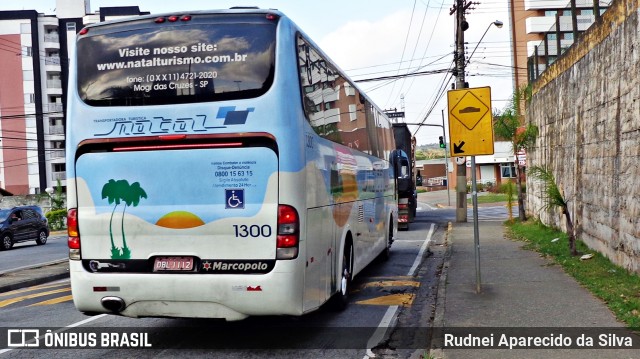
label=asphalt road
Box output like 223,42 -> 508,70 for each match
0,218 -> 447,358
0,234 -> 67,273
0,192 -> 509,358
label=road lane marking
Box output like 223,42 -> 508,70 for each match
358,280 -> 420,289
0,282 -> 68,297
356,293 -> 415,307
364,305 -> 398,359
28,294 -> 74,306
363,223 -> 435,358
407,223 -> 435,276
0,288 -> 71,308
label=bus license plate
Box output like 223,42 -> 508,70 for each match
153,257 -> 194,272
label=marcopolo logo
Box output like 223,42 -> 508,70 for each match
201,260 -> 274,274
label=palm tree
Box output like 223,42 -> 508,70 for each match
119,181 -> 147,259
529,166 -> 578,256
493,86 -> 538,221
102,179 -> 128,258
101,179 -> 147,259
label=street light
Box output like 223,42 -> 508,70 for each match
466,20 -> 503,67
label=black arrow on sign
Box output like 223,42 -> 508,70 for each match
453,141 -> 466,154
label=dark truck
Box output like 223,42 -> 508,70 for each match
392,123 -> 417,230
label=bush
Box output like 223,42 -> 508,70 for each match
46,209 -> 67,230
498,182 -> 515,194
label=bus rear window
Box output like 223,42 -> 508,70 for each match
76,15 -> 276,106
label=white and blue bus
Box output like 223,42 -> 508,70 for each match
66,8 -> 397,320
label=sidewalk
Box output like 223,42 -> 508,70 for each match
430,222 -> 639,358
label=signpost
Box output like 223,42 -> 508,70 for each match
447,86 -> 495,294
447,86 -> 494,157
385,111 -> 405,119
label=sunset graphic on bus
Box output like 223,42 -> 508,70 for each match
156,211 -> 205,229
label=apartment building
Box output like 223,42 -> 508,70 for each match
509,0 -> 609,91
0,0 -> 147,194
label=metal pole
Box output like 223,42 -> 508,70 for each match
471,156 -> 481,293
571,0 -> 579,42
441,109 -> 451,206
556,13 -> 562,57
455,0 -> 467,222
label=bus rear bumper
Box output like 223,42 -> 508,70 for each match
69,260 -> 302,321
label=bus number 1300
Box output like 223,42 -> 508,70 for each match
233,224 -> 272,238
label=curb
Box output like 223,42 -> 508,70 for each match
428,222 -> 453,359
0,258 -> 67,276
0,260 -> 69,293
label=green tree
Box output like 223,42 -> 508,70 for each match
46,179 -> 67,230
415,150 -> 427,161
494,86 -> 538,221
51,179 -> 65,211
529,166 -> 578,256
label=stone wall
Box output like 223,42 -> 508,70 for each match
0,195 -> 65,213
527,0 -> 640,272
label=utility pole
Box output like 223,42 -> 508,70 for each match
452,0 -> 470,222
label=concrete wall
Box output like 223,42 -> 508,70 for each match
527,0 -> 640,272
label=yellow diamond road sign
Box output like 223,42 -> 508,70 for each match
447,86 -> 495,156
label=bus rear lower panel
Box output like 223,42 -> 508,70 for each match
69,260 -> 303,320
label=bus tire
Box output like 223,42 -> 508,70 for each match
330,241 -> 353,311
380,219 -> 393,261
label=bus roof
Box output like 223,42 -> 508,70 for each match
82,8 -> 286,29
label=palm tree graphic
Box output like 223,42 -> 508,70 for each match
101,179 -> 147,259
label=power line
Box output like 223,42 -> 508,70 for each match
384,0 -> 419,109
354,68 -> 451,83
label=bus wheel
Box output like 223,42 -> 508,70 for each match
331,242 -> 353,311
381,220 -> 393,261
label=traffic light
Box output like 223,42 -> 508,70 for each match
439,136 -> 445,149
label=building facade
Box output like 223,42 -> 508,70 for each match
509,0 -> 609,92
0,0 -> 147,194
417,141 -> 521,189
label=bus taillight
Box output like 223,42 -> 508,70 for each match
67,208 -> 81,260
276,205 -> 299,260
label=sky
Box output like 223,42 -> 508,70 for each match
9,0 -> 514,146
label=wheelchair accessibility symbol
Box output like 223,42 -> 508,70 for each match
225,189 -> 245,209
